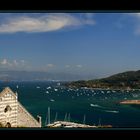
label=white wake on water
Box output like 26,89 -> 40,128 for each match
90,104 -> 119,113
104,110 -> 119,113
90,104 -> 101,107
90,104 -> 106,108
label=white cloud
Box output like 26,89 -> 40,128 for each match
0,13 -> 96,33
76,65 -> 83,68
1,59 -> 8,65
0,59 -> 28,70
0,59 -> 13,68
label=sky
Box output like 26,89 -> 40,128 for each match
0,13 -> 140,79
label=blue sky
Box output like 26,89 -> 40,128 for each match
0,13 -> 140,79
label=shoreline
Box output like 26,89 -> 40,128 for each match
120,100 -> 140,105
46,121 -> 112,128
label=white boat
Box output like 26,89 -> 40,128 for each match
57,83 -> 61,86
50,99 -> 55,102
47,86 -> 51,89
101,91 -> 104,94
107,91 -> 111,93
54,89 -> 58,91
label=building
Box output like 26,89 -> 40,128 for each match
0,87 -> 41,127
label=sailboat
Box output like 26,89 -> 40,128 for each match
46,112 -> 98,128
45,113 -> 48,126
83,114 -> 86,124
97,118 -> 112,128
45,107 -> 51,126
57,82 -> 61,86
98,118 -> 101,127
16,85 -> 19,89
54,112 -> 58,122
64,113 -> 67,122
68,113 -> 71,122
46,107 -> 50,125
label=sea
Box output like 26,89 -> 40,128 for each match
1,81 -> 140,128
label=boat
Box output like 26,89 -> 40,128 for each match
50,99 -> 55,102
54,89 -> 58,91
45,107 -> 112,128
96,118 -> 112,128
57,82 -> 61,86
68,113 -> 71,122
47,86 -> 51,89
46,91 -> 49,94
64,113 -> 67,121
83,114 -> 86,124
48,107 -> 50,124
54,112 -> 58,122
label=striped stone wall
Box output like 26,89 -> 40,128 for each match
0,87 -> 41,127
17,102 -> 41,127
0,87 -> 17,127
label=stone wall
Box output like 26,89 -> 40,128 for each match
0,87 -> 17,127
0,87 -> 41,128
17,102 -> 41,127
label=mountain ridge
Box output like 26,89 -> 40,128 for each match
66,70 -> 140,89
0,70 -> 95,81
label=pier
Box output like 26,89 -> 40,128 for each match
45,107 -> 112,128
46,121 -> 97,128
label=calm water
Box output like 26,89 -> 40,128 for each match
1,81 -> 140,128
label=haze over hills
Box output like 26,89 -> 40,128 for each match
0,71 -> 96,81
1,70 -> 140,89
66,70 -> 140,89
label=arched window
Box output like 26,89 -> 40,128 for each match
4,105 -> 12,113
5,122 -> 11,128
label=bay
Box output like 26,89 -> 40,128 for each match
1,81 -> 140,128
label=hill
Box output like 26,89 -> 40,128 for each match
66,70 -> 140,89
0,70 -> 94,81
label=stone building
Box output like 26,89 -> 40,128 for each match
0,87 -> 41,127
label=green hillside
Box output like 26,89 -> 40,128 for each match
66,70 -> 140,89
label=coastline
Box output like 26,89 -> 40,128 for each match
120,100 -> 140,105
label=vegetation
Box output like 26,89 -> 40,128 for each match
66,70 -> 140,89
